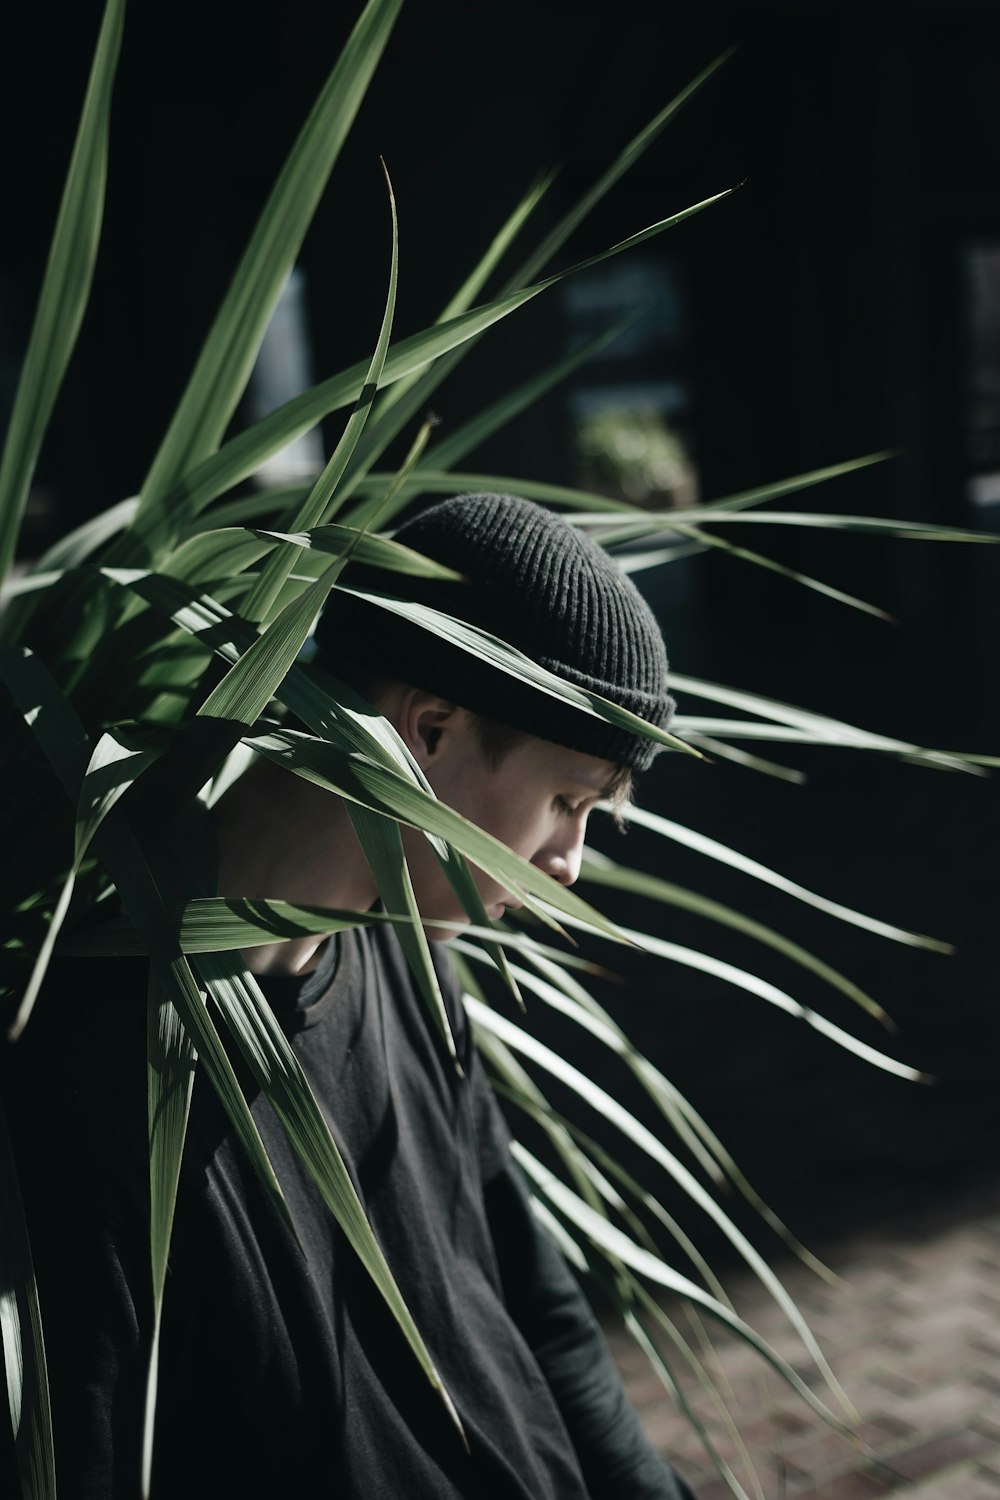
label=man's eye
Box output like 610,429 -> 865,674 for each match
554,796 -> 576,818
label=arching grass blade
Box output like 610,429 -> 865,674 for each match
0,0 -> 126,588
134,0 -> 405,519
0,1089 -> 56,1500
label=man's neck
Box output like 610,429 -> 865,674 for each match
211,757 -> 378,976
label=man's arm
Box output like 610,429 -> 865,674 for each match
465,1026 -> 697,1500
482,1153 -> 698,1500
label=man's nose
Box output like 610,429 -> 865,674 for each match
534,820 -> 587,887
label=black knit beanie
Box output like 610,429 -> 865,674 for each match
314,493 -> 674,772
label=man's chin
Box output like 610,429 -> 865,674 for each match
422,915 -> 471,944
419,897 -> 512,942
421,907 -> 507,942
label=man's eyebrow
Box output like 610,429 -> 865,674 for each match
576,773 -> 625,801
563,774 -> 609,799
562,764 -> 632,804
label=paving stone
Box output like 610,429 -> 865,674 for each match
614,1182 -> 1000,1500
878,1333 -> 915,1355
867,1366 -> 926,1397
737,1406 -> 815,1446
640,1406 -> 712,1459
823,1343 -> 929,1382
802,1317 -> 905,1358
782,1416 -> 914,1482
889,1308 -> 983,1346
695,1479 -> 744,1500
784,1469 -> 895,1498
695,1464 -> 789,1500
880,1427 -> 994,1483
879,1379 -> 987,1429
626,1371 -> 684,1411
902,1466 -> 1000,1498
856,1340 -> 976,1388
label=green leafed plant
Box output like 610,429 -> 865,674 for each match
0,3 -> 995,1497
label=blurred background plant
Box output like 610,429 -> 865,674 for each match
1,2 -> 998,1497
573,406 -> 697,506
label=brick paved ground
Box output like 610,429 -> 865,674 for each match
605,1177 -> 1000,1499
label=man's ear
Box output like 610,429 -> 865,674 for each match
394,689 -> 471,769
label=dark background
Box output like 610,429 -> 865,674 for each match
3,0 -> 998,1264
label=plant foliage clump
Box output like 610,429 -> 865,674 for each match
0,3 -> 996,1497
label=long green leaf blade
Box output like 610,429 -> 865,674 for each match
6,870 -> 77,1045
343,314 -> 639,530
436,865 -> 525,1013
670,672 -> 980,775
548,908 -> 925,1080
0,1088 -> 56,1500
573,509 -> 1000,544
335,52 -> 737,496
477,945 -> 839,1283
507,50 -> 736,289
246,727 -> 628,942
143,969 -> 197,1498
96,567 -> 435,797
0,645 -> 91,797
97,831 -> 295,1238
256,524 -> 464,581
338,586 -> 696,756
369,171 -> 554,425
195,951 -> 466,1442
0,659 -> 293,1237
346,451 -> 893,521
349,468 -> 643,513
243,163 -> 400,624
469,1001 -> 851,1412
60,897 -> 572,958
197,399 -> 438,721
0,644 -> 93,1038
676,718 -> 999,773
76,727 -> 165,863
491,1072 -> 738,1306
346,805 -> 460,1069
197,565 -> 336,725
134,0 -> 404,515
512,1144 -> 852,1427
665,523 -> 894,621
675,452 -> 896,514
136,187 -> 731,549
36,496 -> 139,572
146,971 -> 196,1310
159,530 -> 275,589
0,651 -> 287,1494
621,1302 -> 758,1500
0,0 -> 126,586
580,849 -> 891,1023
474,944 -> 725,1185
680,730 -> 807,781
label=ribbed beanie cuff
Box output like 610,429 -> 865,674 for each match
315,494 -> 674,773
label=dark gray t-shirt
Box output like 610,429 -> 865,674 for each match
5,927 -> 694,1498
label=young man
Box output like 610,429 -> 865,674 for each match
7,494 -> 696,1497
